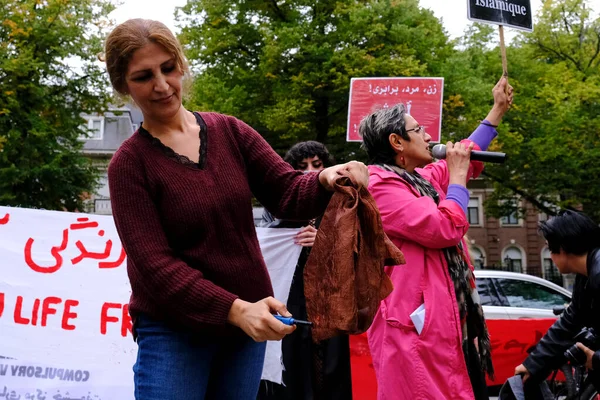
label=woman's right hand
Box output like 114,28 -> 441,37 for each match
446,141 -> 474,187
227,297 -> 296,342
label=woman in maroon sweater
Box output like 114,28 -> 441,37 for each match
103,19 -> 368,400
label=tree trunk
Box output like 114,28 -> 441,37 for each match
314,95 -> 329,143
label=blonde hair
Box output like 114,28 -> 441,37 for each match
102,19 -> 189,95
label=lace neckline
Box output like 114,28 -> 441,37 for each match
138,112 -> 207,170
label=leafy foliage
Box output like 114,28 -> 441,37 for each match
177,0 -> 452,159
0,0 -> 114,210
178,0 -> 600,218
451,0 -> 600,219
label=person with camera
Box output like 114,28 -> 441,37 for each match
515,210 -> 600,389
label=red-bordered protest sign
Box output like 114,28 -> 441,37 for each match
346,77 -> 444,143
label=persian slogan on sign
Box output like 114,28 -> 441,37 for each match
347,77 -> 444,143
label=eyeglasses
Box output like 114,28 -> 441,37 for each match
405,125 -> 424,134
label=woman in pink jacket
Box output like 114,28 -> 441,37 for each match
360,77 -> 513,400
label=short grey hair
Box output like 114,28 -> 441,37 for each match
360,103 -> 409,165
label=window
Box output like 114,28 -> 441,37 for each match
538,200 -> 560,222
79,117 -> 104,140
502,246 -> 524,273
542,248 -> 563,286
475,278 -> 505,306
96,171 -> 110,198
467,198 -> 480,225
493,278 -> 570,309
132,123 -> 139,132
500,199 -> 519,225
470,246 -> 485,269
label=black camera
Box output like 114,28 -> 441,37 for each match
564,327 -> 600,365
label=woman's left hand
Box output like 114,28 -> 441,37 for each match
295,225 -> 318,247
485,77 -> 514,126
319,161 -> 369,191
493,76 -> 514,113
446,141 -> 474,187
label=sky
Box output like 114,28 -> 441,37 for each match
109,0 -> 188,33
109,0 -> 544,39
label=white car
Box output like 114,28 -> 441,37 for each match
474,270 -> 572,320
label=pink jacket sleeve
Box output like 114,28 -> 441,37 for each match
369,173 -> 470,249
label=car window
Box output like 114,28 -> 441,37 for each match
475,278 -> 505,306
493,278 -> 570,309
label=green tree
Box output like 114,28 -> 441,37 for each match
178,0 -> 600,220
439,24 -> 502,142
481,0 -> 600,219
0,0 -> 114,211
177,0 -> 453,159
437,0 -> 600,219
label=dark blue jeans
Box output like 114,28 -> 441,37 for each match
133,314 -> 267,400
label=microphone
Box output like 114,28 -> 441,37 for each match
431,144 -> 507,164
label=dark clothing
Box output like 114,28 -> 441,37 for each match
257,211 -> 352,400
466,336 -> 491,400
108,112 -> 332,337
523,248 -> 600,389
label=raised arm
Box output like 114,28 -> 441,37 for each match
421,76 -> 513,190
468,76 -> 513,150
228,116 -> 367,220
228,116 -> 331,220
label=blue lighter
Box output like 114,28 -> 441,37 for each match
274,315 -> 313,326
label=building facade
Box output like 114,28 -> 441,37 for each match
467,179 -> 574,290
80,105 -> 142,215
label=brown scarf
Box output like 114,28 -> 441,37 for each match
304,172 -> 405,342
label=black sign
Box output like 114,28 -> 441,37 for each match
468,0 -> 533,32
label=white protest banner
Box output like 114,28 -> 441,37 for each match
0,206 -> 301,398
257,228 -> 303,385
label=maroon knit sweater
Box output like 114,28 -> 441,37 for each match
108,112 -> 332,336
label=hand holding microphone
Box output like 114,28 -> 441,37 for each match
432,141 -> 507,187
442,142 -> 474,187
431,143 -> 507,164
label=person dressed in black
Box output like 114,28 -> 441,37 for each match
257,141 -> 352,400
515,210 -> 600,391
